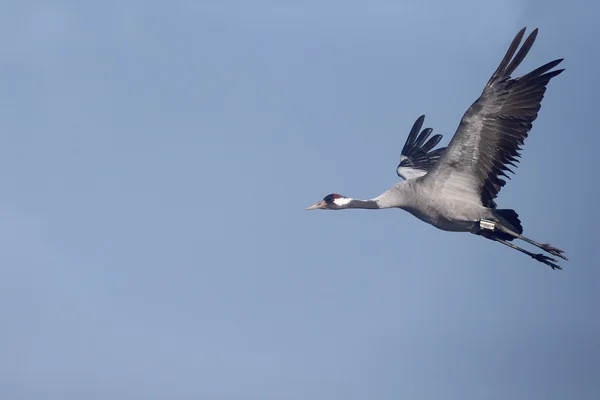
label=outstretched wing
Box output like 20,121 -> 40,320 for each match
423,27 -> 564,208
396,115 -> 446,180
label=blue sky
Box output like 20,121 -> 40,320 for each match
1,1 -> 598,399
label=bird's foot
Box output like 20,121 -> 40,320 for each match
533,253 -> 562,270
541,243 -> 568,260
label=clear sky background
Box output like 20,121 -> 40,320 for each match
1,1 -> 598,399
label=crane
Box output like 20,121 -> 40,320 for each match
306,27 -> 567,270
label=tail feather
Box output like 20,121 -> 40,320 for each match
493,209 -> 523,240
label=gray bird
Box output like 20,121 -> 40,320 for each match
306,27 -> 567,270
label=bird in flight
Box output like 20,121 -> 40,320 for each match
306,28 -> 567,270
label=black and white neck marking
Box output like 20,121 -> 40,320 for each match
331,196 -> 379,210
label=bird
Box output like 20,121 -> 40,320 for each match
306,27 -> 567,270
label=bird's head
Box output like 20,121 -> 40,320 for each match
306,193 -> 353,210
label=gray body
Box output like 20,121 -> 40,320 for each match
376,179 -> 491,233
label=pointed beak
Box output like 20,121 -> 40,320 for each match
306,200 -> 326,211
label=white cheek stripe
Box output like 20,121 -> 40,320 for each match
333,197 -> 352,206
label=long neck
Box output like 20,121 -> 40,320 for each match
343,183 -> 409,210
346,199 -> 380,209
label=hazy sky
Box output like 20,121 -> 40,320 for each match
1,1 -> 598,399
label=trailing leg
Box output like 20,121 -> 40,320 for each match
494,224 -> 567,260
493,237 -> 562,270
476,219 -> 564,270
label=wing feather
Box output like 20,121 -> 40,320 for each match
396,115 -> 446,180
424,28 -> 564,208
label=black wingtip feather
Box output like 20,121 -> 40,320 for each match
488,27 -> 527,85
397,115 -> 446,179
413,128 -> 433,149
504,28 -> 538,77
520,60 -> 565,83
409,116 -> 425,143
421,134 -> 443,153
